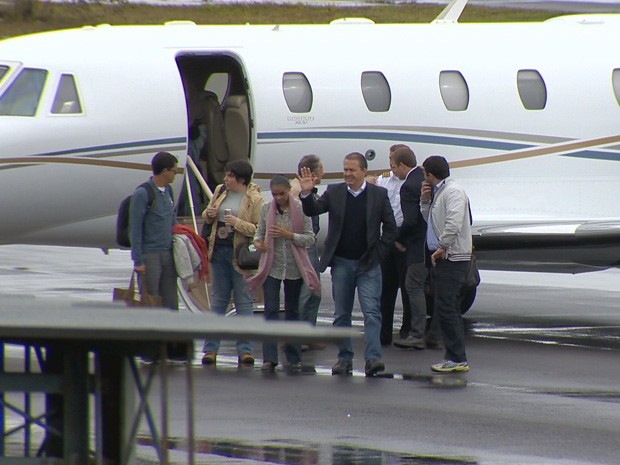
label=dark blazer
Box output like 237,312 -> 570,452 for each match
301,182 -> 397,273
397,166 -> 427,265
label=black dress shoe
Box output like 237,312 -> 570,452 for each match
364,358 -> 385,377
331,359 -> 353,375
261,361 -> 277,372
288,362 -> 303,372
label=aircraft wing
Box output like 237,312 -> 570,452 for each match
473,220 -> 620,273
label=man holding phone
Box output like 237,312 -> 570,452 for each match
420,155 -> 472,373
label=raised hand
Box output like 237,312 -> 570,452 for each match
297,166 -> 316,195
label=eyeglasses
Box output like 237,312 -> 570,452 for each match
167,168 -> 179,174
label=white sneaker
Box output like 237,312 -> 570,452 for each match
431,360 -> 470,373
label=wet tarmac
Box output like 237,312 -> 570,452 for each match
1,245 -> 620,464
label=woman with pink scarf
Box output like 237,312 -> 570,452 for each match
246,175 -> 321,372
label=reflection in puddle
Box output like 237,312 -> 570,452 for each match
469,322 -> 620,350
401,372 -> 468,389
538,390 -> 620,404
137,436 -> 477,464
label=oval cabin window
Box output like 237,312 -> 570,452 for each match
361,71 -> 391,112
612,69 -> 620,107
282,72 -> 313,113
439,71 -> 469,111
517,69 -> 547,110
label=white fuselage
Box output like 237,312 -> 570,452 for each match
1,16 -> 620,271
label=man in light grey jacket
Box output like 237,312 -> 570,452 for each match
420,155 -> 472,373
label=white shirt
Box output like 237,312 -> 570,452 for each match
347,180 -> 367,197
377,172 -> 404,227
426,180 -> 445,251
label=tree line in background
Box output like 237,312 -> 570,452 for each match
0,0 -> 561,39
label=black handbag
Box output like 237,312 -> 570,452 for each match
236,238 -> 261,270
200,221 -> 213,244
463,254 -> 481,289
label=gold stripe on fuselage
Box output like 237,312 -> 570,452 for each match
255,133 -> 620,180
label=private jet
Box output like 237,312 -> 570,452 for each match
1,0 -> 619,278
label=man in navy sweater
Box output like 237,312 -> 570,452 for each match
299,152 -> 396,376
130,151 -> 179,310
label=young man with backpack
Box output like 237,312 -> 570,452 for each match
129,151 -> 179,310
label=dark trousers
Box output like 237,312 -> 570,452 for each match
141,250 -> 178,310
431,259 -> 469,363
262,275 -> 303,365
380,245 -> 411,344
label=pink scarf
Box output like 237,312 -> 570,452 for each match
246,195 -> 321,296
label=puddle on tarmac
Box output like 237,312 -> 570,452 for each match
137,436 -> 477,464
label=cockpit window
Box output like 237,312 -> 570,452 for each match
0,68 -> 47,117
0,66 -> 8,83
51,74 -> 82,114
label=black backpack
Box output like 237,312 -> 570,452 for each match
116,182 -> 156,248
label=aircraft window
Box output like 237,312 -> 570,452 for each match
51,74 -> 83,114
205,73 -> 230,104
439,71 -> 469,111
0,65 -> 8,83
361,71 -> 391,112
613,69 -> 620,107
517,69 -> 547,110
282,72 -> 313,113
0,68 -> 47,117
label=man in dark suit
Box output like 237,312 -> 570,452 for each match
299,152 -> 397,377
374,144 -> 412,347
391,147 -> 440,350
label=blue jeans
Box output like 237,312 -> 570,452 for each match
431,259 -> 469,363
202,245 -> 254,355
330,256 -> 382,362
262,275 -> 303,365
299,245 -> 321,325
141,250 -> 178,310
